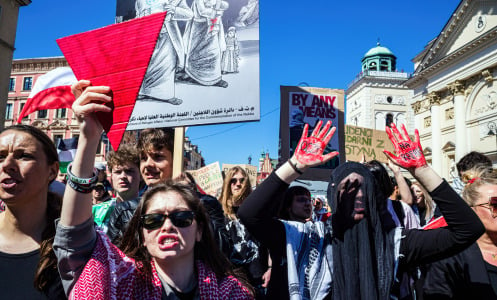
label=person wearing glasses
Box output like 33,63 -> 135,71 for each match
422,166 -> 497,299
220,166 -> 270,298
53,80 -> 254,299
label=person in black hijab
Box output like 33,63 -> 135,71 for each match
239,121 -> 485,299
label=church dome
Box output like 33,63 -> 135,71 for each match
361,42 -> 397,72
363,42 -> 395,59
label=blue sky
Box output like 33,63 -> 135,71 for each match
14,0 -> 460,166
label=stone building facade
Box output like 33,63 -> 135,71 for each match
406,0 -> 497,179
0,0 -> 31,130
346,43 -> 415,134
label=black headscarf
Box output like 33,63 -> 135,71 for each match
327,162 -> 397,300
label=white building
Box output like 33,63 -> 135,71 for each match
406,0 -> 497,179
346,43 -> 415,133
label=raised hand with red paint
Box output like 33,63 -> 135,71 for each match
292,120 -> 339,169
383,123 -> 426,170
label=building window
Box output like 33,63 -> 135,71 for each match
38,110 -> 48,119
385,113 -> 394,128
9,78 -> 15,92
53,134 -> 63,144
387,96 -> 393,104
19,103 -> 28,119
5,103 -> 13,120
23,77 -> 33,91
56,108 -> 67,118
424,116 -> 432,128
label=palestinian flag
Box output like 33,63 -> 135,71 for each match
57,137 -> 78,174
18,67 -> 77,121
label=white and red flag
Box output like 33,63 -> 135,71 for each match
17,67 -> 77,122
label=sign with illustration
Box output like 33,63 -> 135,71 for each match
116,0 -> 260,129
187,161 -> 224,198
344,125 -> 395,163
279,86 -> 345,181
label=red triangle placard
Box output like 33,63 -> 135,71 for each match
57,12 -> 167,150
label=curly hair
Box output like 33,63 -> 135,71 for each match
137,128 -> 174,155
106,144 -> 140,172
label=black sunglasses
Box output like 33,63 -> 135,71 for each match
230,177 -> 246,185
141,211 -> 195,230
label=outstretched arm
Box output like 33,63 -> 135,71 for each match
276,120 -> 338,183
384,123 -> 441,191
384,123 -> 484,267
60,80 -> 112,226
386,159 -> 413,205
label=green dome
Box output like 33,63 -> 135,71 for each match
363,43 -> 395,59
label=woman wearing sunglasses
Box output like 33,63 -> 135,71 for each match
423,166 -> 497,299
53,80 -> 253,299
220,166 -> 271,298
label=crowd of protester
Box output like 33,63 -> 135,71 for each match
0,79 -> 496,299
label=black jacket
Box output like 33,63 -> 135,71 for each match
106,197 -> 140,245
422,242 -> 497,300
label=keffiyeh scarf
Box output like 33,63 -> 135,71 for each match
71,231 -> 253,299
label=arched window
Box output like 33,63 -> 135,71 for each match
386,113 -> 394,127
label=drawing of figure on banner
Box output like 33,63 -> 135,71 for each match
135,0 -> 193,105
179,0 -> 229,88
221,27 -> 240,74
116,0 -> 260,129
234,0 -> 258,27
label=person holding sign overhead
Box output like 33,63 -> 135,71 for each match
238,121 -> 484,299
53,80 -> 254,299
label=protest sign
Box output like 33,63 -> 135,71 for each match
117,0 -> 260,130
222,163 -> 257,188
57,12 -> 166,150
187,162 -> 224,198
344,125 -> 395,163
280,86 -> 345,181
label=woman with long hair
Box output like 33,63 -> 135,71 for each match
53,80 -> 253,299
0,124 -> 65,299
219,166 -> 252,220
411,181 -> 440,226
220,166 -> 271,298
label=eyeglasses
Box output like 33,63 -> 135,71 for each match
473,196 -> 497,218
141,211 -> 195,230
230,177 -> 246,185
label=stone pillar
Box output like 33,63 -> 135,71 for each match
428,92 -> 442,175
448,80 -> 466,162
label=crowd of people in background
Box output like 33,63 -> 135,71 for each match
0,80 -> 496,299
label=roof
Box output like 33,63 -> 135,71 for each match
363,43 -> 395,59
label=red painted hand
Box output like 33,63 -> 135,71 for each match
383,123 -> 426,169
293,120 -> 339,168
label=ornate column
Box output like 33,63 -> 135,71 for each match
427,92 -> 442,175
448,80 -> 466,161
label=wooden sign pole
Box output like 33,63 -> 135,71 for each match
172,127 -> 185,178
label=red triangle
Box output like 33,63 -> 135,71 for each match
57,12 -> 167,150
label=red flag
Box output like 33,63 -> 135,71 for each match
56,12 -> 167,150
423,216 -> 447,230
